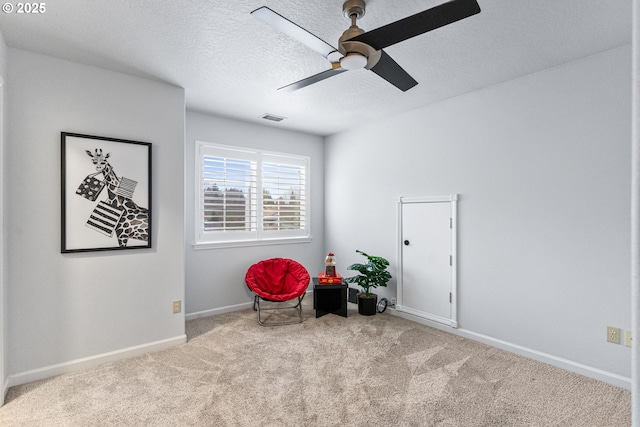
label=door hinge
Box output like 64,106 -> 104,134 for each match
449,255 -> 452,266
449,292 -> 452,303
449,218 -> 452,229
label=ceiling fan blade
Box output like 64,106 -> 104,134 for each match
251,6 -> 338,59
370,50 -> 418,92
278,67 -> 348,92
348,0 -> 481,50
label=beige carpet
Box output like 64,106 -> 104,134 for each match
0,299 -> 631,426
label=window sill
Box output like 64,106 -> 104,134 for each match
193,236 -> 312,250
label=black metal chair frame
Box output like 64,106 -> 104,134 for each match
253,292 -> 306,326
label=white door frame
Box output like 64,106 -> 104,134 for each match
396,194 -> 458,328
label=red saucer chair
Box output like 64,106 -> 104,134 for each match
245,258 -> 310,326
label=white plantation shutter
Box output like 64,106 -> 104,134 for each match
196,141 -> 310,246
202,156 -> 257,231
262,154 -> 307,234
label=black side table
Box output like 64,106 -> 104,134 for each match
313,278 -> 348,318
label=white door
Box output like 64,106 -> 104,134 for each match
398,195 -> 458,327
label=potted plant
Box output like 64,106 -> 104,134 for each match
344,249 -> 392,316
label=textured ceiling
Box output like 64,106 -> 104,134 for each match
0,0 -> 632,136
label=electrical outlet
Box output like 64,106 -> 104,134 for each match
172,300 -> 181,314
625,330 -> 633,347
390,297 -> 397,306
607,326 -> 620,344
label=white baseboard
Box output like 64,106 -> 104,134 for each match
186,301 -> 253,321
392,310 -> 632,391
7,335 -> 187,388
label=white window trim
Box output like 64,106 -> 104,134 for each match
193,236 -> 312,250
194,141 -> 311,249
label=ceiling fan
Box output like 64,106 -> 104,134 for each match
251,0 -> 481,92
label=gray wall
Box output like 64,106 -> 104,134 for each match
184,111 -> 325,317
0,30 -> 6,401
632,0 -> 640,417
6,49 -> 186,381
325,46 -> 632,380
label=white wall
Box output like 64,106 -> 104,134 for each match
0,29 -> 7,403
632,0 -> 640,419
185,111 -> 324,317
6,49 -> 186,383
325,46 -> 632,382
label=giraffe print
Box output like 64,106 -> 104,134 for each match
85,148 -> 149,247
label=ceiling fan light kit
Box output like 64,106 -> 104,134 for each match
251,0 -> 481,92
340,53 -> 367,70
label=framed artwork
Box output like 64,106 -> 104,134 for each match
61,132 -> 152,253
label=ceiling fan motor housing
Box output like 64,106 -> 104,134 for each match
339,0 -> 381,69
338,24 -> 365,53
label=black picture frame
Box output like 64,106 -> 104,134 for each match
61,132 -> 152,253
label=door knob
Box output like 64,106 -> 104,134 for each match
404,240 -> 410,246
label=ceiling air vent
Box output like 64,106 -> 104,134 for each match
260,113 -> 286,122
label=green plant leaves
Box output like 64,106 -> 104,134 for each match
344,249 -> 392,297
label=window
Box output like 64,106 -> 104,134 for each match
196,141 -> 310,247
